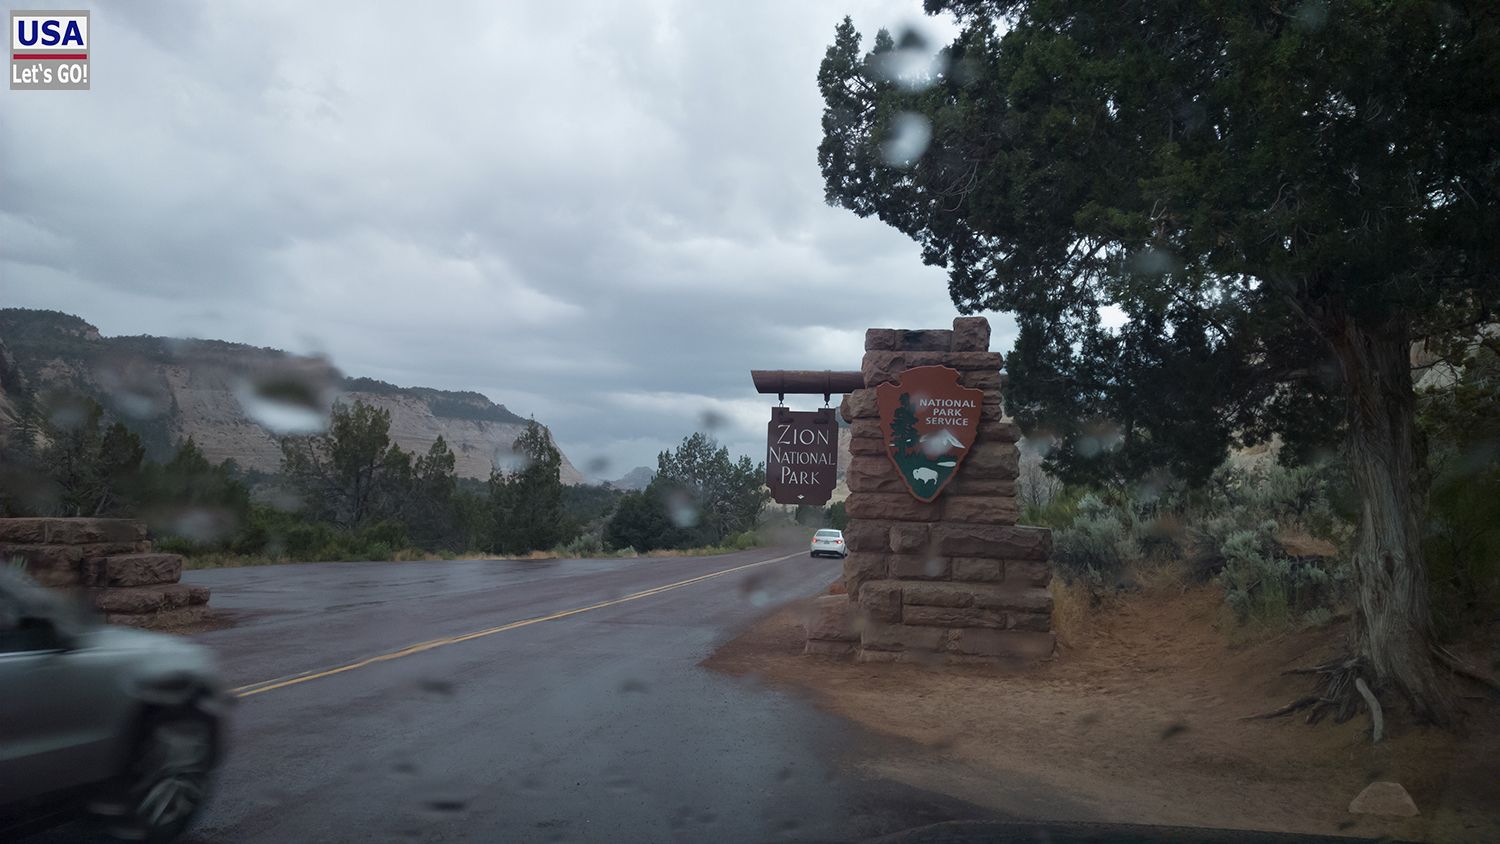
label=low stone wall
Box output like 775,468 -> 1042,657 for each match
0,518 -> 211,627
804,317 -> 1056,663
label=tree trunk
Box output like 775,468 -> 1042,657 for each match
1328,316 -> 1451,723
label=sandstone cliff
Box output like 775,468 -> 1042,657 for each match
0,309 -> 584,484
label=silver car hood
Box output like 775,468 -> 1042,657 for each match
82,624 -> 204,657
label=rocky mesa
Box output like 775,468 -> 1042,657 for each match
0,309 -> 584,484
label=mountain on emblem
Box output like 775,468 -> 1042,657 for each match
875,365 -> 984,502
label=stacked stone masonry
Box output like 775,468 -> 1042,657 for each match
0,518 -> 210,627
803,317 -> 1056,663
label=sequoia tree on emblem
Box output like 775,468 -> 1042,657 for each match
876,365 -> 984,502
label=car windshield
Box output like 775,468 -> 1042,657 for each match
2,3 -> 1496,843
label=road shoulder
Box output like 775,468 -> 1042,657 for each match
703,586 -> 1500,843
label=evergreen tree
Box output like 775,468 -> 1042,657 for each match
655,432 -> 768,544
280,399 -> 406,528
817,0 -> 1500,721
489,420 -> 564,554
36,395 -> 144,516
603,484 -> 678,552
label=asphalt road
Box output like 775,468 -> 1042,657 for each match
29,546 -> 1386,844
30,545 -> 994,843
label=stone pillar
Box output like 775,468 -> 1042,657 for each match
0,517 -> 212,628
832,317 -> 1055,663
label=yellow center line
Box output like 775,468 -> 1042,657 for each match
232,550 -> 803,699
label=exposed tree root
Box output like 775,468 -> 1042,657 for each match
1354,677 -> 1384,743
1249,656 -> 1385,741
1243,695 -> 1318,720
1434,646 -> 1500,696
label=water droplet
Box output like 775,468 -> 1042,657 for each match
881,112 -> 931,168
604,770 -> 634,793
740,572 -> 770,606
1159,722 -> 1189,740
1126,247 -> 1180,277
666,490 -> 700,529
154,506 -> 237,545
619,678 -> 648,694
1293,0 -> 1329,30
43,392 -> 93,431
97,366 -> 169,419
872,26 -> 949,92
234,365 -> 334,434
419,678 -> 454,696
494,445 -> 535,474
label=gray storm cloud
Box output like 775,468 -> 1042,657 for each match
0,0 -> 1013,476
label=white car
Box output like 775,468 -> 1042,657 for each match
809,529 -> 847,559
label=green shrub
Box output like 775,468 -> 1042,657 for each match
1022,484 -> 1086,529
558,531 -> 604,557
1045,461 -> 1354,629
722,530 -> 760,551
1051,494 -> 1130,582
1216,519 -> 1349,628
1419,344 -> 1500,638
358,520 -> 408,551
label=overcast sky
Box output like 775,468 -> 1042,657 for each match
1,0 -> 1016,478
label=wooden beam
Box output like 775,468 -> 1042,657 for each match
750,370 -> 864,396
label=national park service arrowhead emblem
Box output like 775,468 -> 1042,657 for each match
876,365 -> 983,502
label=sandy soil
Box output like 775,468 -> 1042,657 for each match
704,584 -> 1500,842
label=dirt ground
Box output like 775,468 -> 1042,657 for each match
704,584 -> 1500,842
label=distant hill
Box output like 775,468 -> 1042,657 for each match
0,309 -> 585,484
610,466 -> 655,491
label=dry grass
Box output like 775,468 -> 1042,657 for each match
1047,577 -> 1096,650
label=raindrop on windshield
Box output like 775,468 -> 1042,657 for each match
494,445 -> 535,474
1293,0 -> 1329,30
43,392 -> 93,432
872,26 -> 948,92
739,571 -> 770,606
97,364 -> 169,419
1127,247 -> 1181,277
153,506 -> 237,545
234,365 -> 334,434
666,490 -> 700,529
881,112 -> 932,168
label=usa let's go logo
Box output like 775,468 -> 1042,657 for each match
11,10 -> 89,90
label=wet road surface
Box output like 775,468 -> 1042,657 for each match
32,545 -> 995,842
26,546 -> 1387,843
